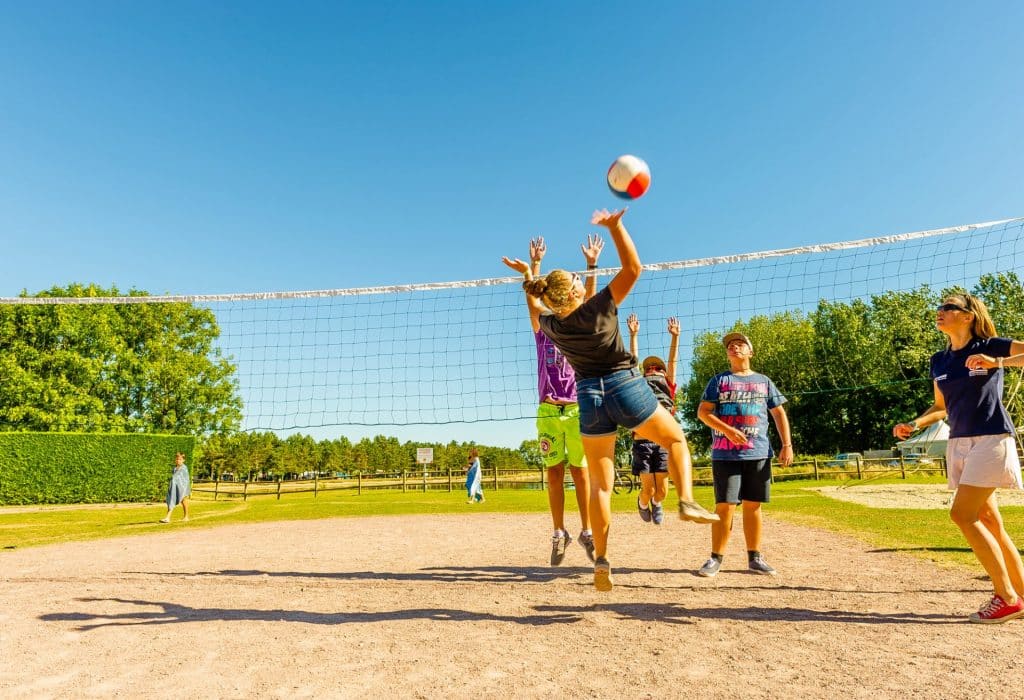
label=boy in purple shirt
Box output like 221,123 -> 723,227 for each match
503,234 -> 604,565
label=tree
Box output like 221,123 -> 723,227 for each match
0,283 -> 242,434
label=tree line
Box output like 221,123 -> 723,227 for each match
195,432 -> 543,480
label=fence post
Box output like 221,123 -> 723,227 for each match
448,468 -> 452,492
899,454 -> 906,479
540,467 -> 545,490
812,458 -> 819,481
402,471 -> 407,492
358,472 -> 362,495
855,458 -> 862,480
277,478 -> 282,500
243,481 -> 249,501
314,474 -> 319,498
494,467 -> 499,491
214,479 -> 219,502
423,468 -> 428,493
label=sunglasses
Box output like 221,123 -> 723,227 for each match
937,303 -> 969,313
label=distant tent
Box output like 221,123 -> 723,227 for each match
896,420 -> 949,457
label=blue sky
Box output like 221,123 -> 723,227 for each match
1,2 -> 1022,447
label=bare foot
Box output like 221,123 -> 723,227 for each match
181,517 -> 189,522
159,518 -> 170,524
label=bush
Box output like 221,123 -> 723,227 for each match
0,432 -> 194,505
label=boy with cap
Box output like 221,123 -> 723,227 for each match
696,331 -> 793,576
626,314 -> 681,525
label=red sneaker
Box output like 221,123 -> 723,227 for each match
968,595 -> 1024,624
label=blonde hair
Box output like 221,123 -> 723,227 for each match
523,270 -> 575,313
945,292 -> 997,343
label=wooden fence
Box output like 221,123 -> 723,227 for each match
191,455 -> 949,501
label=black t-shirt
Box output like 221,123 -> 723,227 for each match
537,287 -> 635,379
645,374 -> 676,412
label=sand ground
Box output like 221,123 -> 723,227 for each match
2,494 -> 1023,699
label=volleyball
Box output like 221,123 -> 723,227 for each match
606,154 -> 651,199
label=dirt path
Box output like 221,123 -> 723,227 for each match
1,511 -> 1019,699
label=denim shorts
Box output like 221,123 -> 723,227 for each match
576,368 -> 660,437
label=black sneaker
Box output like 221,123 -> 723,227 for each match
697,557 -> 721,578
748,555 -> 777,576
594,557 -> 613,592
637,497 -> 652,523
651,501 -> 664,525
550,530 -> 572,566
578,531 -> 596,563
678,500 -> 720,524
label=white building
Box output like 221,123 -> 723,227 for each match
895,420 -> 949,458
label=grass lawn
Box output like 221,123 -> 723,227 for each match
3,477 -> 1022,572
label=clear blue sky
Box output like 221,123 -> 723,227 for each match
1,2 -> 1022,447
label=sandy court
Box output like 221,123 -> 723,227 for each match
817,482 -> 1024,509
1,509 -> 1021,699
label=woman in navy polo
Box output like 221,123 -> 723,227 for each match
893,293 -> 1024,623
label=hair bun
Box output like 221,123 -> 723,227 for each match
523,278 -> 548,297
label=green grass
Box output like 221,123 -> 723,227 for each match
3,478 -> 1022,573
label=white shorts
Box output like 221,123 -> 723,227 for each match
946,434 -> 1023,491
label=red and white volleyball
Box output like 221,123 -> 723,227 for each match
606,154 -> 651,199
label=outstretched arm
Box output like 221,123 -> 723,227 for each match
580,233 -> 605,301
665,317 -> 680,385
627,313 -> 639,362
591,208 -> 640,306
892,381 -> 948,439
501,236 -> 547,333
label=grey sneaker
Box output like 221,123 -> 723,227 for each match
698,557 -> 721,578
594,557 -> 613,592
578,531 -> 596,563
748,555 -> 777,576
651,501 -> 664,525
550,530 -> 572,566
678,500 -> 720,524
637,497 -> 652,523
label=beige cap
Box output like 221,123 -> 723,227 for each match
641,355 -> 666,372
722,332 -> 753,351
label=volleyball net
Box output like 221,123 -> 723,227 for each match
2,217 -> 1023,436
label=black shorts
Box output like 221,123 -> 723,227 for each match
712,458 -> 772,504
632,439 -> 668,475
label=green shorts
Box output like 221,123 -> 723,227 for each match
536,402 -> 587,469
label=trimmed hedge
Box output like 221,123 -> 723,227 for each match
0,433 -> 194,505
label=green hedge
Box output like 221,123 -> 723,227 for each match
0,433 -> 194,505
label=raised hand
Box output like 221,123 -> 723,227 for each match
627,313 -> 639,335
529,237 -> 547,264
590,208 -> 627,228
581,233 -> 605,267
501,256 -> 530,275
667,317 -> 680,337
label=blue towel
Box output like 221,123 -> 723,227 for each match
166,465 -> 192,508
